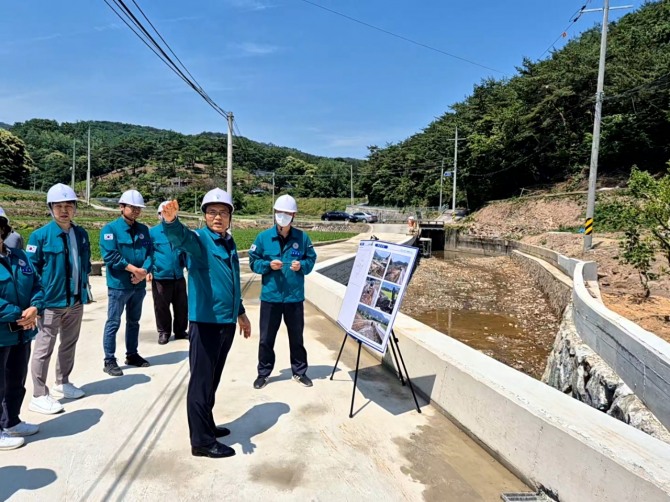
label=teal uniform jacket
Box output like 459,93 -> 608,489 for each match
149,224 -> 186,280
26,221 -> 92,308
162,218 -> 245,324
248,226 -> 317,303
0,247 -> 45,346
100,217 -> 153,290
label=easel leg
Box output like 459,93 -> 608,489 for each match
349,341 -> 363,418
330,332 -> 348,380
391,335 -> 422,414
389,330 -> 406,386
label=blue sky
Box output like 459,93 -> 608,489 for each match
0,0 -> 644,159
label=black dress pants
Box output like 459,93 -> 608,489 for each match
151,278 -> 188,338
187,321 -> 235,448
0,341 -> 31,430
257,301 -> 307,378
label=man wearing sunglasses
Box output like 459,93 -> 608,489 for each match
99,190 -> 153,377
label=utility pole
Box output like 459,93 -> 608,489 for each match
583,0 -> 632,251
452,127 -> 458,215
86,126 -> 91,204
438,158 -> 445,210
272,172 -> 276,209
226,112 -> 233,196
71,139 -> 76,188
350,164 -> 354,205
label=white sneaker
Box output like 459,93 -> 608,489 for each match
29,394 -> 64,415
0,432 -> 24,450
51,383 -> 85,399
2,421 -> 39,437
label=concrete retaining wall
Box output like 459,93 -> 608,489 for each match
573,261 -> 670,432
306,256 -> 670,501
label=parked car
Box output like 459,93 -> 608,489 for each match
320,211 -> 362,222
351,211 -> 378,223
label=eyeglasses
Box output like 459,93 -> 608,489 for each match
124,205 -> 143,212
205,210 -> 231,218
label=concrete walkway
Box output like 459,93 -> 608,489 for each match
1,229 -> 527,501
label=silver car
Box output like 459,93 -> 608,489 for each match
351,211 -> 378,223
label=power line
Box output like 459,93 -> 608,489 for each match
103,0 -> 229,119
296,0 -> 503,74
537,1 -> 592,61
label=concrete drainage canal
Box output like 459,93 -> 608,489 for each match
402,250 -> 561,379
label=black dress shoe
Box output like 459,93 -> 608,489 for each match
192,442 -> 235,458
174,333 -> 189,340
158,334 -> 169,345
214,426 -> 231,438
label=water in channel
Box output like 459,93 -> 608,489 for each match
402,250 -> 560,379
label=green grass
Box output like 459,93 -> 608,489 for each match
15,226 -> 355,262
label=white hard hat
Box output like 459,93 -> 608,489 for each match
273,194 -> 297,213
157,201 -> 169,214
119,189 -> 146,208
0,206 -> 8,223
201,188 -> 234,213
47,183 -> 77,205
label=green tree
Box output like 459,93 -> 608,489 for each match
0,129 -> 33,188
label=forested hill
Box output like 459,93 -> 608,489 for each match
2,119 -> 365,200
358,1 -> 670,209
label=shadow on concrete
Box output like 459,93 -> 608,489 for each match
145,350 -> 188,366
348,365 -> 435,416
29,409 -> 103,444
223,402 -> 291,455
0,466 -> 57,501
79,374 -> 151,396
276,364 -> 338,383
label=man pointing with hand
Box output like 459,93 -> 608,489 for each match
161,189 -> 251,459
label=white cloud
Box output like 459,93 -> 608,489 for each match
224,0 -> 272,11
231,42 -> 280,55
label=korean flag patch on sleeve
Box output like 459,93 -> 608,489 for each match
26,244 -> 37,253
250,244 -> 256,252
104,233 -> 114,241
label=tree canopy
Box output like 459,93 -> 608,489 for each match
0,129 -> 32,188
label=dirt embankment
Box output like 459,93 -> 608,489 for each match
464,196 -> 670,341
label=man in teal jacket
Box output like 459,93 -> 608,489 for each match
161,188 -> 251,459
248,194 -> 317,390
99,189 -> 153,377
26,184 -> 91,415
0,210 -> 44,450
149,201 -> 188,345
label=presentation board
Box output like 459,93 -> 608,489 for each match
337,240 -> 419,354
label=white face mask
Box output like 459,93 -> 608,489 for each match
275,213 -> 293,227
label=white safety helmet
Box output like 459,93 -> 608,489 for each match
200,188 -> 234,213
0,206 -> 8,223
157,201 -> 169,215
273,194 -> 298,213
119,189 -> 146,208
47,183 -> 77,205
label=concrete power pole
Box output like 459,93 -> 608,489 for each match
86,126 -> 91,204
438,158 -> 445,210
227,112 -> 234,196
583,0 -> 631,251
71,139 -> 76,188
350,164 -> 354,205
452,127 -> 458,215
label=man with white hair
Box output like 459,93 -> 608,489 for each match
149,201 -> 188,345
26,184 -> 91,414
